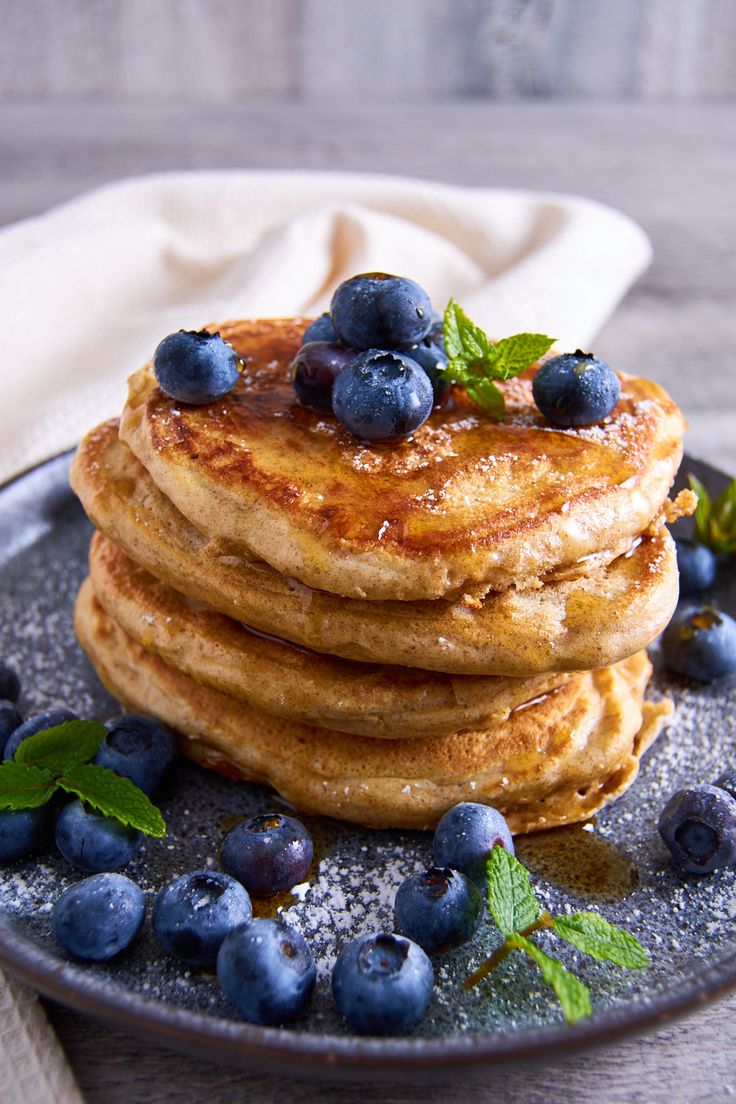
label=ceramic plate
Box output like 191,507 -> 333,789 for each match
0,452 -> 735,1083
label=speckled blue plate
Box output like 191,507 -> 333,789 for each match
0,452 -> 735,1083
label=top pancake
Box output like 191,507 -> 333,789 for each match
120,319 -> 686,601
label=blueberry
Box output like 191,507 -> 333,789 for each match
0,701 -> 23,757
332,932 -> 434,1035
291,341 -> 355,414
330,273 -> 433,350
676,539 -> 717,596
153,870 -> 252,967
433,802 -> 514,888
220,812 -> 313,897
0,807 -> 49,862
153,330 -> 241,405
405,330 -> 448,403
0,663 -> 20,703
3,708 -> 76,761
658,785 -> 736,874
53,873 -> 145,961
394,866 -> 483,953
94,714 -> 176,796
532,351 -> 621,427
332,350 -> 433,442
55,799 -> 142,873
715,770 -> 736,802
302,313 -> 338,344
217,919 -> 316,1025
661,605 -> 736,682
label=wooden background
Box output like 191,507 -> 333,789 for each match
2,0 -> 736,105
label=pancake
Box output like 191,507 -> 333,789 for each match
120,318 -> 686,601
71,421 -> 681,677
88,531 -> 571,739
75,580 -> 673,832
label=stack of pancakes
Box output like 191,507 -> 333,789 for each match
71,319 -> 688,832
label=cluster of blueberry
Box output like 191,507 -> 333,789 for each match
0,670 -> 175,867
291,274 -> 444,441
50,800 -> 513,1034
152,271 -> 623,442
665,541 -> 736,682
53,812 -> 318,1028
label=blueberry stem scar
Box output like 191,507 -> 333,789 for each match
463,913 -> 554,990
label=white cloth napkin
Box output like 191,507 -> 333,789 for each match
0,170 -> 651,484
0,971 -> 83,1104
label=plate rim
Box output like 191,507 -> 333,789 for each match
1,448 -> 735,1081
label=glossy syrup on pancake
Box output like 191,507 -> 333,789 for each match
120,319 -> 686,600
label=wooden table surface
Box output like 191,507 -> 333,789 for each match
3,100 -> 736,1102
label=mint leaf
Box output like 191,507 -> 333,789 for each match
15,720 -> 106,773
443,299 -> 493,365
58,763 -> 166,838
488,333 -> 557,381
688,473 -> 736,553
441,299 -> 554,419
553,912 -> 649,969
0,763 -> 58,809
487,845 -> 541,935
512,933 -> 592,1024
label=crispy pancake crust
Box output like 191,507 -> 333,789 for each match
120,319 -> 685,601
88,532 -> 571,739
76,580 -> 672,832
71,422 -> 680,676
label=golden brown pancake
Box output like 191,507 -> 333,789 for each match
88,531 -> 571,739
71,421 -> 680,677
120,319 -> 685,601
75,580 -> 672,832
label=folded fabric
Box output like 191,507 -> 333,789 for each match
0,170 -> 651,484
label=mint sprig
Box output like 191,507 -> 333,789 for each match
465,846 -> 648,1024
442,299 -> 555,419
689,473 -> 736,553
0,720 -> 166,838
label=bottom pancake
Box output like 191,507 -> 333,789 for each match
75,580 -> 673,833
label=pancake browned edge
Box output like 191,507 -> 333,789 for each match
88,532 -> 573,740
71,421 -> 681,677
120,319 -> 687,602
76,580 -> 673,833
